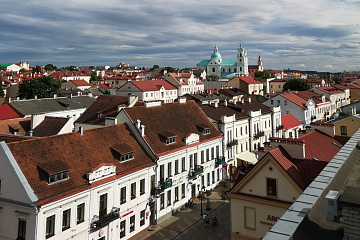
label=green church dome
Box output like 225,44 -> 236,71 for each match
211,52 -> 222,59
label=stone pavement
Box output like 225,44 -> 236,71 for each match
130,184 -> 232,240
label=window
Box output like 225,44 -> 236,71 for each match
340,126 -> 347,135
194,153 -> 198,167
48,171 -> 69,184
240,127 -> 243,135
165,137 -> 176,145
160,193 -> 164,209
267,178 -> 277,197
167,190 -> 171,206
46,215 -> 55,239
160,164 -> 164,181
207,173 -> 210,186
120,220 -> 126,238
277,99 -> 280,105
121,187 -> 126,204
181,157 -> 185,172
140,210 -> 145,226
201,175 -> 204,187
212,67 -> 215,72
140,179 -> 145,195
182,183 -> 185,199
211,147 -> 214,160
284,100 -> 287,105
131,183 -> 136,199
167,162 -> 172,177
130,215 -> 135,232
271,99 -> 273,105
217,168 -> 220,181
206,149 -> 209,161
99,193 -> 107,217
77,203 -> 85,224
17,219 -> 26,240
212,171 -> 215,184
120,152 -> 133,162
189,154 -> 193,169
201,150 -> 204,164
62,209 -> 71,231
175,186 -> 179,202
202,128 -> 210,134
216,146 -> 219,157
175,160 -> 179,174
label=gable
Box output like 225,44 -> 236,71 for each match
234,156 -> 302,202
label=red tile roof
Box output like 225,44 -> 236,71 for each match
7,123 -> 156,205
280,92 -> 308,109
70,80 -> 91,87
130,80 -> 177,92
298,129 -> 343,162
0,104 -> 21,120
0,117 -> 31,135
315,86 -> 344,94
281,114 -> 302,129
125,100 -> 222,157
238,76 -> 263,85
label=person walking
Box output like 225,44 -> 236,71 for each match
203,213 -> 207,225
205,213 -> 210,228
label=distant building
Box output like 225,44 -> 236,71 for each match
197,44 -> 249,78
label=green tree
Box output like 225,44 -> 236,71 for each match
90,72 -> 101,83
206,74 -> 218,81
32,66 -> 42,73
161,66 -> 175,73
149,65 -> 160,71
18,76 -> 61,99
254,70 -> 271,82
20,68 -> 28,73
45,64 -> 57,71
282,79 -> 310,91
0,81 -> 4,97
333,77 -> 341,84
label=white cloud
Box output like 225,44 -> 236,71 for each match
325,65 -> 334,69
297,64 -> 306,68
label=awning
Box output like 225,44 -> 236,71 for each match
237,151 -> 258,164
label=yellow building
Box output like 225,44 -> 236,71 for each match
228,129 -> 343,239
332,114 -> 360,137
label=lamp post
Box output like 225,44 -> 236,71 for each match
197,185 -> 203,216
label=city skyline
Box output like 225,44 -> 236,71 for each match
1,0 -> 359,72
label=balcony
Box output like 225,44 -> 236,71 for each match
253,130 -> 265,139
226,139 -> 238,148
189,166 -> 204,179
90,208 -> 120,231
276,125 -> 284,131
215,156 -> 226,167
160,178 -> 173,190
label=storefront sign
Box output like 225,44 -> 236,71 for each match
260,215 -> 279,226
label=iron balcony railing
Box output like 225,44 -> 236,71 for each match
90,208 -> 120,231
160,178 -> 172,190
189,166 -> 204,178
226,139 -> 238,148
253,130 -> 265,139
215,156 -> 226,167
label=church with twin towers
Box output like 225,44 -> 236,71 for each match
197,43 -> 263,78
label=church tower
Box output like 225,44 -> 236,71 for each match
258,55 -> 263,72
237,43 -> 249,76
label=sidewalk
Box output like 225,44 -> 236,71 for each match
130,183 -> 232,240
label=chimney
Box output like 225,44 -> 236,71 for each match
53,94 -> 57,98
140,125 -> 145,136
118,104 -> 126,112
214,102 -> 218,108
34,95 -> 38,100
31,114 -> 45,130
224,99 -> 228,107
69,93 -> 73,98
78,126 -> 84,136
234,99 -> 237,105
128,95 -> 138,107
248,97 -> 251,103
29,130 -> 33,137
136,119 -> 141,129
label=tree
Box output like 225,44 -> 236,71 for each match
282,79 -> 310,91
206,74 -> 218,81
18,76 -> 61,99
90,71 -> 101,83
254,70 -> 271,82
0,82 -> 4,97
161,66 -> 175,73
149,65 -> 160,71
333,77 -> 341,84
32,66 -> 42,73
45,64 -> 57,71
20,68 -> 28,73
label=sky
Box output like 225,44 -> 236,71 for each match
1,0 -> 360,72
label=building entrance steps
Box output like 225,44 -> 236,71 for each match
130,182 -> 232,240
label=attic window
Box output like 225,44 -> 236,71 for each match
48,171 -> 69,184
197,124 -> 211,135
202,128 -> 210,135
38,161 -> 70,184
159,131 -> 177,145
166,137 -> 176,145
111,144 -> 134,162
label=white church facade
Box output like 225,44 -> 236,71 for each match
197,44 -> 249,78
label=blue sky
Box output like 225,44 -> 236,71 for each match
0,0 -> 359,72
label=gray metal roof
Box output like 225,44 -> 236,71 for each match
9,96 -> 95,116
263,129 -> 360,240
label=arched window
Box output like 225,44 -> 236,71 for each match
212,68 -> 215,72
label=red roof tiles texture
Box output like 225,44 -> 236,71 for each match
130,80 -> 177,92
281,114 -> 303,130
0,104 -> 21,120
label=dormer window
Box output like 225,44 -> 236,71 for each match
120,152 -> 134,162
202,128 -> 210,135
111,144 -> 134,162
166,137 -> 176,145
159,131 -> 177,145
48,171 -> 69,184
197,124 -> 211,135
38,161 -> 70,184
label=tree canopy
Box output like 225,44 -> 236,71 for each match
206,74 -> 218,81
0,82 -> 4,97
282,79 -> 310,91
44,64 -> 57,71
254,70 -> 271,82
18,76 -> 61,99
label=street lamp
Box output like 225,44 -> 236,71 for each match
197,184 -> 203,216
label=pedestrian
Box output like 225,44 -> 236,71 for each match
205,213 -> 210,227
203,213 -> 207,224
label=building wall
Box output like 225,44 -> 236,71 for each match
334,116 -> 360,137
